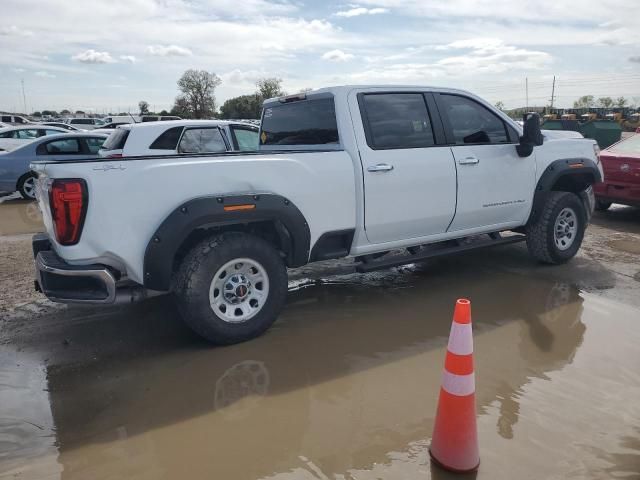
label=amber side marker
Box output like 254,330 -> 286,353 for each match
569,163 -> 584,168
223,204 -> 256,211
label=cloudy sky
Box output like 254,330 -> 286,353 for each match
1,0 -> 639,113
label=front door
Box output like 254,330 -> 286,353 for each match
354,91 -> 457,244
435,93 -> 536,232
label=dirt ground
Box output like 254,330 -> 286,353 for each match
1,195 -> 639,480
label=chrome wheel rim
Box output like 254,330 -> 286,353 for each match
209,258 -> 269,323
554,207 -> 578,251
23,176 -> 36,198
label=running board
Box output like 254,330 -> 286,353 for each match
355,234 -> 526,273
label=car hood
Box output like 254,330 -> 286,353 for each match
541,129 -> 584,140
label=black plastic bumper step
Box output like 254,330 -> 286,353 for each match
356,234 -> 526,273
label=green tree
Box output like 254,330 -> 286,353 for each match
138,100 -> 150,115
75,110 -> 85,115
597,97 -> 614,108
32,111 -> 42,117
573,95 -> 594,108
219,94 -> 262,119
174,69 -> 221,119
159,109 -> 169,116
256,77 -> 285,100
170,96 -> 191,118
60,109 -> 71,115
615,96 -> 628,108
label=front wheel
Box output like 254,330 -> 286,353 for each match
173,232 -> 288,344
526,191 -> 587,264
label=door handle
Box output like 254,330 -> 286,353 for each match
458,156 -> 479,165
367,163 -> 394,172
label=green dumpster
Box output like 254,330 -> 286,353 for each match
541,120 -> 581,132
579,120 -> 622,149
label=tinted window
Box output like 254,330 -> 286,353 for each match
0,131 -> 13,138
102,128 -> 130,150
261,97 -> 339,146
85,137 -> 106,154
361,93 -> 435,149
44,139 -> 81,154
232,127 -> 259,151
1,116 -> 10,122
439,94 -> 509,144
142,117 -> 158,122
149,126 -> 183,150
71,119 -> 92,125
45,129 -> 63,135
14,117 -> 25,124
178,128 -> 227,153
160,116 -> 180,121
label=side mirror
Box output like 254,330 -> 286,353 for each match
516,112 -> 543,157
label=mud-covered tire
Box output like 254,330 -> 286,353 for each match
526,191 -> 586,265
173,232 -> 288,344
595,200 -> 612,211
17,172 -> 37,199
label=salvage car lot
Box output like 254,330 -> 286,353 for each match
1,195 -> 639,479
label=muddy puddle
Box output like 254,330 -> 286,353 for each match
1,255 -> 639,479
0,198 -> 43,236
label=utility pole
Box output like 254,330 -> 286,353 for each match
21,79 -> 27,114
525,77 -> 529,111
550,75 -> 556,109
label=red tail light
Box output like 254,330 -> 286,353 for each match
49,179 -> 88,245
107,153 -> 123,158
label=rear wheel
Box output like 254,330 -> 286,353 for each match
173,232 -> 288,344
595,200 -> 612,211
17,172 -> 37,200
526,191 -> 587,264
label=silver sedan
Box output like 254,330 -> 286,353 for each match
0,133 -> 107,199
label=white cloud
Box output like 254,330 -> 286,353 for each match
146,45 -> 193,57
434,38 -> 551,73
119,55 -> 137,63
35,71 -> 56,78
71,49 -> 116,64
322,49 -> 355,62
12,67 -> 25,73
336,7 -> 388,17
0,25 -> 32,36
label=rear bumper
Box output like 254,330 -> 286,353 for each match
33,233 -> 146,304
594,181 -> 640,207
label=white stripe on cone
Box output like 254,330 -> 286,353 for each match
447,322 -> 473,356
441,371 -> 475,397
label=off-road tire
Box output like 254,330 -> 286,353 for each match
526,191 -> 586,265
595,200 -> 612,211
173,232 -> 288,344
17,172 -> 37,200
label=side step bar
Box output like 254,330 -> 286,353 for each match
355,234 -> 526,273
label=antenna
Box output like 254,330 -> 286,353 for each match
525,77 -> 529,111
550,75 -> 556,109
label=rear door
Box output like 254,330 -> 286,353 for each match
354,91 -> 457,243
434,93 -> 535,232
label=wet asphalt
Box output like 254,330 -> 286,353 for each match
1,195 -> 639,479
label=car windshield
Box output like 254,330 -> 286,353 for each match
608,134 -> 640,156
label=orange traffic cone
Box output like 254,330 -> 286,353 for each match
429,298 -> 480,473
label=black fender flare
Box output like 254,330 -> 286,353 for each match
528,157 -> 602,225
143,193 -> 310,291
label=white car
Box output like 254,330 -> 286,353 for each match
98,120 -> 259,158
31,85 -> 602,345
0,125 -> 69,152
0,114 -> 31,125
64,118 -> 105,130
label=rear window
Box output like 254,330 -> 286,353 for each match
102,128 -> 130,150
608,135 -> 640,156
150,126 -> 183,150
260,97 -> 339,147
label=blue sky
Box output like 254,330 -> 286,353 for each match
1,0 -> 639,113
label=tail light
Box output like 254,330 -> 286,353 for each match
106,153 -> 123,158
49,179 -> 88,245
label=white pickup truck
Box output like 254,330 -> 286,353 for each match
31,85 -> 602,344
